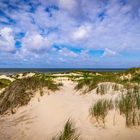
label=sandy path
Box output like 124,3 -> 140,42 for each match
0,80 -> 140,140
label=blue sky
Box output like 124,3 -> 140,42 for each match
0,0 -> 140,68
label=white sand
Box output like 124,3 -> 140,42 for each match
17,72 -> 35,79
0,80 -> 140,140
0,75 -> 14,81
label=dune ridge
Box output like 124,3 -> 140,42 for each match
0,69 -> 140,140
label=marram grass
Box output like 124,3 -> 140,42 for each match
89,99 -> 113,125
116,86 -> 140,126
52,119 -> 79,140
74,68 -> 140,94
89,84 -> 140,127
0,75 -> 62,115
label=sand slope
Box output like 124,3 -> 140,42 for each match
0,80 -> 140,140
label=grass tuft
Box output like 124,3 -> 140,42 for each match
116,86 -> 140,126
52,119 -> 79,140
89,99 -> 113,125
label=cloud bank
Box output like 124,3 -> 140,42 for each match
0,0 -> 140,68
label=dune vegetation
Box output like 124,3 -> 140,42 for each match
0,74 -> 62,115
0,78 -> 11,89
52,119 -> 79,140
0,68 -> 140,140
86,68 -> 140,127
89,84 -> 140,127
96,83 -> 123,95
74,68 -> 140,94
74,73 -> 122,93
116,85 -> 140,126
89,99 -> 113,125
0,68 -> 140,129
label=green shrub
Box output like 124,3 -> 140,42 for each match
0,78 -> 11,89
131,74 -> 140,83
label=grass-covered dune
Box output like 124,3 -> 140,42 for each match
89,85 -> 140,127
0,74 -> 62,115
0,67 -> 139,115
0,68 -> 140,115
0,68 -> 140,140
72,68 -> 140,127
74,68 -> 140,93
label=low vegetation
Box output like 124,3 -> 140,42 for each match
116,86 -> 140,126
90,84 -> 140,127
89,99 -> 113,125
75,68 -> 140,94
52,119 -> 79,140
0,78 -> 11,89
96,83 -> 123,95
0,74 -> 62,115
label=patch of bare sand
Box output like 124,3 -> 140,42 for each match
0,80 -> 140,140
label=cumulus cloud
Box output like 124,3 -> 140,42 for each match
72,24 -> 91,42
22,33 -> 51,52
0,27 -> 15,52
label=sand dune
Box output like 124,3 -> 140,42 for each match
0,80 -> 140,140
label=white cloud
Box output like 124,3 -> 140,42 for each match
59,0 -> 77,10
72,24 -> 91,42
4,0 -> 140,53
103,48 -> 117,57
0,0 -> 140,67
59,48 -> 78,57
0,27 -> 15,52
22,32 -> 51,52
